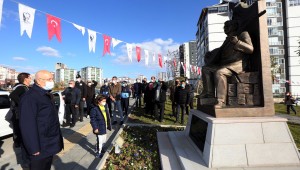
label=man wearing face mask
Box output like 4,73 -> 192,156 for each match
62,80 -> 81,128
174,80 -> 189,124
75,74 -> 87,122
121,81 -> 131,116
19,70 -> 63,170
133,78 -> 142,108
109,76 -> 123,125
100,80 -> 112,116
145,76 -> 158,115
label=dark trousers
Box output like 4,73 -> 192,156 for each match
121,98 -> 129,115
65,104 -> 78,125
30,156 -> 53,170
154,102 -> 165,122
86,97 -> 94,116
78,100 -> 85,121
11,113 -> 21,146
176,104 -> 186,124
146,101 -> 154,115
287,105 -> 297,114
135,94 -> 141,107
107,97 -> 112,117
171,101 -> 177,116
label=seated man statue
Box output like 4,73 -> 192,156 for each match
200,19 -> 254,108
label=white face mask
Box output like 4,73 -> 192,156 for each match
77,78 -> 81,82
112,80 -> 117,84
105,83 -> 108,86
44,81 -> 54,90
100,102 -> 106,106
137,80 -> 140,83
88,83 -> 92,86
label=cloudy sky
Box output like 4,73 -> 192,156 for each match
0,0 -> 219,80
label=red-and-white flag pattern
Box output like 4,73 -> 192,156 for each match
103,34 -> 111,56
136,46 -> 141,62
173,58 -> 177,68
198,67 -> 201,75
47,14 -> 61,42
158,54 -> 163,68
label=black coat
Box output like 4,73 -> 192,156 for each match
75,80 -> 87,99
19,84 -> 63,160
100,85 -> 110,97
174,86 -> 189,105
90,104 -> 112,135
155,83 -> 168,103
186,84 -> 195,103
87,80 -> 98,99
62,87 -> 81,105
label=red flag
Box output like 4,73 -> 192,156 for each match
47,14 -> 61,42
136,46 -> 141,62
198,67 -> 201,75
173,58 -> 177,67
158,54 -> 163,68
103,34 -> 111,56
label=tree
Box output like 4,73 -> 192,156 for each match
296,38 -> 300,56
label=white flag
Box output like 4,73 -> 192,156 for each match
126,43 -> 133,62
0,0 -> 3,28
111,38 -> 122,49
152,52 -> 156,62
88,29 -> 97,53
144,50 -> 149,66
73,23 -> 85,36
18,4 -> 36,38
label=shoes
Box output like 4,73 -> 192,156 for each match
112,121 -> 117,125
119,121 -> 124,125
62,123 -> 70,127
70,124 -> 75,128
95,152 -> 104,158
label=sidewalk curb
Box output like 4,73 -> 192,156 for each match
96,99 -> 136,170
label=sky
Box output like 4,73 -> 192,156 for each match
0,0 -> 220,80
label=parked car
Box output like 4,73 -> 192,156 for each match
0,91 -> 13,138
52,91 -> 65,125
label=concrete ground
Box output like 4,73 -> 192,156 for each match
0,98 -> 135,170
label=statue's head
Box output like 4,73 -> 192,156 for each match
224,20 -> 239,35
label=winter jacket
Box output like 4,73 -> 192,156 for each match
62,87 -> 81,105
87,80 -> 98,99
155,82 -> 168,103
121,86 -> 131,99
133,82 -> 142,95
90,104 -> 112,135
174,86 -> 189,105
109,83 -> 122,100
100,85 -> 110,97
75,80 -> 87,99
285,95 -> 295,105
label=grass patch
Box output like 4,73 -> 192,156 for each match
275,103 -> 300,117
288,123 -> 300,149
104,126 -> 184,170
127,99 -> 191,126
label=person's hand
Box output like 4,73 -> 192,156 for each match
94,129 -> 99,134
230,36 -> 239,44
82,98 -> 86,101
75,105 -> 79,108
33,152 -> 40,156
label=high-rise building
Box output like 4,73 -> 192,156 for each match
179,41 -> 198,79
55,68 -> 77,86
285,0 -> 300,95
55,63 -> 67,70
0,66 -> 17,87
157,72 -> 167,81
81,66 -> 103,85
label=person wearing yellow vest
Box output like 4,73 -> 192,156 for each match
90,94 -> 112,158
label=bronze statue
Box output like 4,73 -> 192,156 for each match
200,20 -> 254,108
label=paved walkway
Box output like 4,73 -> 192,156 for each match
276,112 -> 300,124
0,98 -> 135,170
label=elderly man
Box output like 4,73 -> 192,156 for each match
19,70 -> 63,170
200,20 -> 254,108
109,76 -> 123,125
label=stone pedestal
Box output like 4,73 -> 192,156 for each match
157,109 -> 300,169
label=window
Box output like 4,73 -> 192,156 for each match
0,94 -> 10,109
208,7 -> 218,13
279,58 -> 285,64
218,6 -> 228,13
289,0 -> 300,6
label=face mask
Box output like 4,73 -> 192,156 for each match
88,83 -> 92,86
105,83 -> 108,86
112,80 -> 117,84
44,81 -> 54,90
122,84 -> 127,87
77,78 -> 81,82
69,85 -> 74,88
100,102 -> 106,106
137,80 -> 140,83
181,84 -> 185,88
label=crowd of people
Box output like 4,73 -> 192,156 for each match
7,70 -> 197,169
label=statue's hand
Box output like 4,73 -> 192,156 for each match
230,36 -> 239,45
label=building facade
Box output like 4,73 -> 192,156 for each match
0,66 -> 17,88
55,68 -> 77,86
285,0 -> 300,96
81,66 -> 103,85
179,41 -> 198,79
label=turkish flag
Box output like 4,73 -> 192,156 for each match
158,54 -> 163,68
136,46 -> 141,62
47,14 -> 61,42
103,34 -> 111,56
173,58 -> 176,67
198,67 -> 201,75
